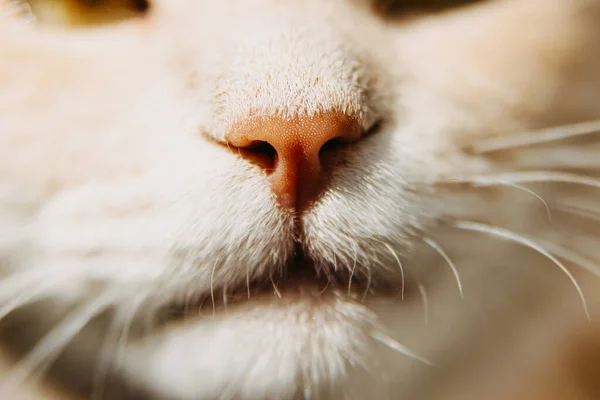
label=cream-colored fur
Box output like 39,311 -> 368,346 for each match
1,0 -> 600,399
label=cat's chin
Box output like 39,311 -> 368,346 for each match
123,253 -> 406,398
124,286 -> 382,400
121,254 -> 408,399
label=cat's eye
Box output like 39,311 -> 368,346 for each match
13,0 -> 149,27
373,0 -> 485,16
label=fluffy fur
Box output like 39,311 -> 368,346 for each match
1,0 -> 600,399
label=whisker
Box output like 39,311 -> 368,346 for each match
501,183 -> 552,222
0,290 -> 118,394
417,283 -> 429,325
371,331 -> 433,366
532,238 -> 600,279
453,171 -> 600,192
246,269 -> 251,300
552,202 -> 600,223
0,282 -> 58,323
423,237 -> 463,298
361,267 -> 372,303
347,243 -> 359,296
0,270 -> 64,301
384,243 -> 405,300
348,254 -> 358,295
210,259 -> 218,318
442,178 -> 552,221
332,252 -> 339,274
270,274 -> 282,299
222,285 -> 229,310
468,119 -> 600,154
318,278 -> 330,295
92,292 -> 148,400
453,220 -> 590,320
114,296 -> 146,364
0,271 -> 81,323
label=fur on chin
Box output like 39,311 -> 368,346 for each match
122,288 -> 380,400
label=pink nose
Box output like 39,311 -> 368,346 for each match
226,112 -> 363,210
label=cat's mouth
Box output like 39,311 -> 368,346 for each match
162,248 -> 397,322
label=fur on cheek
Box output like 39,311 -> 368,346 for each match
20,155 -> 294,291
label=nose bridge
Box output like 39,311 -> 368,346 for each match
216,14 -> 374,210
213,23 -> 372,134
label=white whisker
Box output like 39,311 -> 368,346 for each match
210,258 -> 218,318
371,331 -> 433,366
454,220 -> 590,320
319,278 -> 330,295
0,271 -> 63,301
115,298 -> 145,364
384,243 -> 405,300
348,246 -> 358,295
0,290 -> 118,394
361,267 -> 372,303
417,283 -> 429,325
456,171 -> 600,192
270,274 -> 282,299
444,179 -> 552,221
0,283 -> 56,323
469,119 -> 600,153
92,292 -> 148,400
222,285 -> 229,310
533,239 -> 600,279
246,269 -> 251,300
501,183 -> 552,221
423,237 -> 463,298
0,271 -> 81,323
552,202 -> 600,223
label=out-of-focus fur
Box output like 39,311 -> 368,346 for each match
1,0 -> 600,399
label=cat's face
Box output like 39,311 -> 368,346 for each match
2,0 -> 600,399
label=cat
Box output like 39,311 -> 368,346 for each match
1,0 -> 600,399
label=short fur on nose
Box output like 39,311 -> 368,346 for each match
227,112 -> 362,210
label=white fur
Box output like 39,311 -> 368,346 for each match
2,0 -> 600,398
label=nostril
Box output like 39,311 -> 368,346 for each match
133,0 -> 150,13
318,137 -> 345,158
364,120 -> 382,138
237,140 -> 278,173
246,141 -> 276,160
